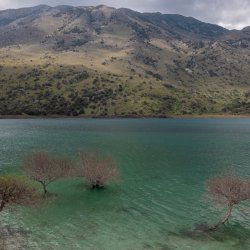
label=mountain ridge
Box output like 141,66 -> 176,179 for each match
0,5 -> 249,116
0,4 -> 248,31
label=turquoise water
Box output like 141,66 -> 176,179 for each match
0,118 -> 250,250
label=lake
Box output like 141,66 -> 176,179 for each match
0,118 -> 250,250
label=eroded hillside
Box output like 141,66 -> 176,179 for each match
0,5 -> 249,116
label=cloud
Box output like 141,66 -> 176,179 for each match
0,0 -> 249,29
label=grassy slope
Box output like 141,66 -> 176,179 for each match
0,6 -> 249,116
0,40 -> 249,116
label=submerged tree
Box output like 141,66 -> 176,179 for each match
205,175 -> 250,229
0,175 -> 36,212
23,151 -> 72,196
78,152 -> 119,189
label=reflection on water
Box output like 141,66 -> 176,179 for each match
0,118 -> 250,249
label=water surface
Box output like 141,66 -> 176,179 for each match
0,118 -> 250,249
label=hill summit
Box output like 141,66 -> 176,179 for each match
0,5 -> 249,116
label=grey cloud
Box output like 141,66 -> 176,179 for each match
0,0 -> 249,29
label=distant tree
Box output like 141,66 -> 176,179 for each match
205,175 -> 250,229
23,152 -> 72,196
78,153 -> 119,189
0,175 -> 36,212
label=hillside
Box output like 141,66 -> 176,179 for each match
0,5 -> 249,116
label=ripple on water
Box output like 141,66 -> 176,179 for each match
1,118 -> 250,249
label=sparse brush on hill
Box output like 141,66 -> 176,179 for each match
0,5 -> 249,116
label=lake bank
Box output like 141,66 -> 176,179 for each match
0,114 -> 250,119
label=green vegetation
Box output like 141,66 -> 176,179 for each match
0,61 -> 249,117
0,5 -> 249,116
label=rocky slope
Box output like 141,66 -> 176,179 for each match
0,5 -> 249,116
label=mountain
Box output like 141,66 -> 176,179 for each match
0,5 -> 249,116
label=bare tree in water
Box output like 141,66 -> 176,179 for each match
23,151 -> 72,196
78,152 -> 119,189
205,175 -> 250,229
0,175 -> 36,212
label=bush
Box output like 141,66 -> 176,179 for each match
77,153 -> 119,189
22,152 -> 73,196
0,175 -> 36,212
205,175 -> 250,229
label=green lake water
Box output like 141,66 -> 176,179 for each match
0,118 -> 250,250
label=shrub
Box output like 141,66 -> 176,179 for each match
23,151 -> 72,196
0,175 -> 36,212
77,153 -> 119,189
205,175 -> 250,229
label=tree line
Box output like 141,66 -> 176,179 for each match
0,152 -> 119,210
0,151 -> 250,231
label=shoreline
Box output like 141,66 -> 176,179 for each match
0,114 -> 250,119
172,114 -> 250,118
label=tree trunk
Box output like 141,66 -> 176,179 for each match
211,204 -> 233,230
40,182 -> 48,196
220,204 -> 233,225
0,200 -> 5,212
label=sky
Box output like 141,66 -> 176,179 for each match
0,0 -> 249,30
